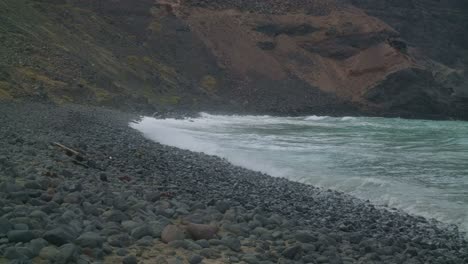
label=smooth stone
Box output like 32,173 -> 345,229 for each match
161,225 -> 185,243
222,236 -> 242,252
167,257 -> 184,264
145,191 -> 161,202
130,225 -> 152,239
29,238 -> 49,256
303,254 -> 318,263
302,243 -> 317,253
76,254 -> 93,264
7,230 -> 34,243
101,222 -> 122,236
99,173 -> 108,182
24,181 -> 43,190
295,231 -> 317,243
242,254 -> 259,264
108,233 -> 131,247
75,232 -> 104,248
39,246 -> 60,261
4,247 -> 27,260
103,210 -> 128,223
187,223 -> 218,240
103,243 -> 113,255
13,223 -> 29,230
208,239 -> 223,246
122,220 -> 139,232
82,202 -> 99,216
123,255 -> 138,264
223,223 -> 249,237
116,248 -> 128,256
316,255 -> 329,263
195,239 -> 210,248
189,255 -> 203,264
136,236 -> 154,246
30,210 -> 48,219
215,200 -> 231,213
16,247 -> 35,258
63,192 -> 82,204
282,244 -> 302,259
58,243 -> 78,263
0,218 -> 13,235
0,182 -> 22,193
199,248 -> 221,259
43,227 -> 74,246
150,220 -> 170,236
168,239 -> 202,250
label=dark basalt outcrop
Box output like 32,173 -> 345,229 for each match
0,0 -> 467,119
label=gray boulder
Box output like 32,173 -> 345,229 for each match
130,225 -> 152,240
222,236 -> 242,252
43,227 -> 74,246
295,231 -> 317,243
107,233 -> 131,247
186,223 -> 218,240
0,218 -> 13,235
7,230 -> 34,243
4,247 -> 27,260
103,210 -> 128,223
282,244 -> 302,259
75,232 -> 104,248
39,246 -> 60,262
123,255 -> 138,264
29,238 -> 49,256
161,225 -> 185,243
58,243 -> 78,263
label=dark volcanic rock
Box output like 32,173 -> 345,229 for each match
0,218 -> 13,235
186,223 -> 218,241
0,103 -> 466,263
43,227 -> 75,246
122,255 -> 138,264
7,230 -> 34,243
161,225 -> 186,243
75,232 -> 104,248
108,234 -> 132,247
130,225 -> 152,240
282,244 -> 302,259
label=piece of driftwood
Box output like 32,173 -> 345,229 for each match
52,142 -> 87,164
52,142 -> 80,156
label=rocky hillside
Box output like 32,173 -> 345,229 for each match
1,0 -> 467,119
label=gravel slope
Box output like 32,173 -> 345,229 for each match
0,102 -> 466,264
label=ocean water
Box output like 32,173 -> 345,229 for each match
131,113 -> 468,233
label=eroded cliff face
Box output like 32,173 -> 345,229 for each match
1,0 -> 467,118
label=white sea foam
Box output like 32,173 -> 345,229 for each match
304,115 -> 329,121
131,114 -> 468,234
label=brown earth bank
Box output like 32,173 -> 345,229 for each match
0,0 -> 467,119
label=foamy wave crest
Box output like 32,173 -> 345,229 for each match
130,117 -> 291,177
341,116 -> 356,121
304,115 -> 329,121
131,114 -> 468,235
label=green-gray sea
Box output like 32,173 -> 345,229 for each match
132,114 -> 468,233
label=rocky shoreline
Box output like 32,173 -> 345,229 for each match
0,102 -> 467,264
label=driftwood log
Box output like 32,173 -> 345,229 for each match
52,142 -> 88,167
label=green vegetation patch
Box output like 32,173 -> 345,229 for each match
200,75 -> 218,93
158,95 -> 181,105
0,87 -> 13,99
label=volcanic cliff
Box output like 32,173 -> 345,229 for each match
1,0 -> 467,119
